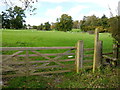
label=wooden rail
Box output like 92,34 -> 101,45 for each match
102,55 -> 117,61
2,53 -> 75,57
2,47 -> 76,77
2,47 -> 75,51
1,45 -> 94,77
102,52 -> 113,55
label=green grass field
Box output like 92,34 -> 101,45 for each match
2,29 -> 113,52
1,29 -> 119,88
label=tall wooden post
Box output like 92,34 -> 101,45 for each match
93,28 -> 99,73
113,44 -> 119,59
113,44 -> 119,66
80,41 -> 84,68
25,50 -> 29,76
76,40 -> 84,73
98,40 -> 103,65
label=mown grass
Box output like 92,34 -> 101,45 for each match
2,29 -> 113,51
2,29 -> 119,88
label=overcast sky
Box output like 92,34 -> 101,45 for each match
0,0 -> 119,25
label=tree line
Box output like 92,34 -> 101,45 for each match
80,15 -> 109,32
0,6 -> 116,32
33,14 -> 81,31
0,6 -> 120,44
31,14 -> 75,31
80,15 -> 120,44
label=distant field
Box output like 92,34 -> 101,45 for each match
2,29 -> 113,52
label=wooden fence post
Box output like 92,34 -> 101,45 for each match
113,44 -> 119,66
97,40 -> 103,65
113,44 -> 119,59
80,41 -> 84,68
76,40 -> 84,73
93,28 -> 99,73
25,50 -> 29,76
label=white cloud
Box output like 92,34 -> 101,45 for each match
25,10 -> 110,26
66,5 -> 88,19
45,5 -> 87,21
26,0 -> 119,25
2,0 -> 118,25
26,3 -> 113,25
45,6 -> 63,18
39,0 -> 119,13
26,5 -> 87,25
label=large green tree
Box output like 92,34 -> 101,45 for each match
2,6 -> 26,29
33,25 -> 37,29
56,14 -> 73,32
80,15 -> 100,32
2,11 -> 11,29
108,2 -> 120,44
44,22 -> 51,30
109,16 -> 120,44
100,15 -> 109,29
80,15 -> 109,32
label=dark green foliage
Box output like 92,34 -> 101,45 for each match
108,16 -> 120,44
100,14 -> 109,29
2,11 -> 11,29
32,25 -> 37,29
2,6 -> 26,29
55,14 -> 73,32
37,22 -> 51,30
80,14 -> 119,43
44,22 -> 51,30
80,15 -> 109,32
80,15 -> 99,32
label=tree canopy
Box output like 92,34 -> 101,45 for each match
80,14 -> 120,44
80,15 -> 110,33
109,16 -> 120,44
44,22 -> 51,30
2,6 -> 26,29
55,14 -> 73,32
